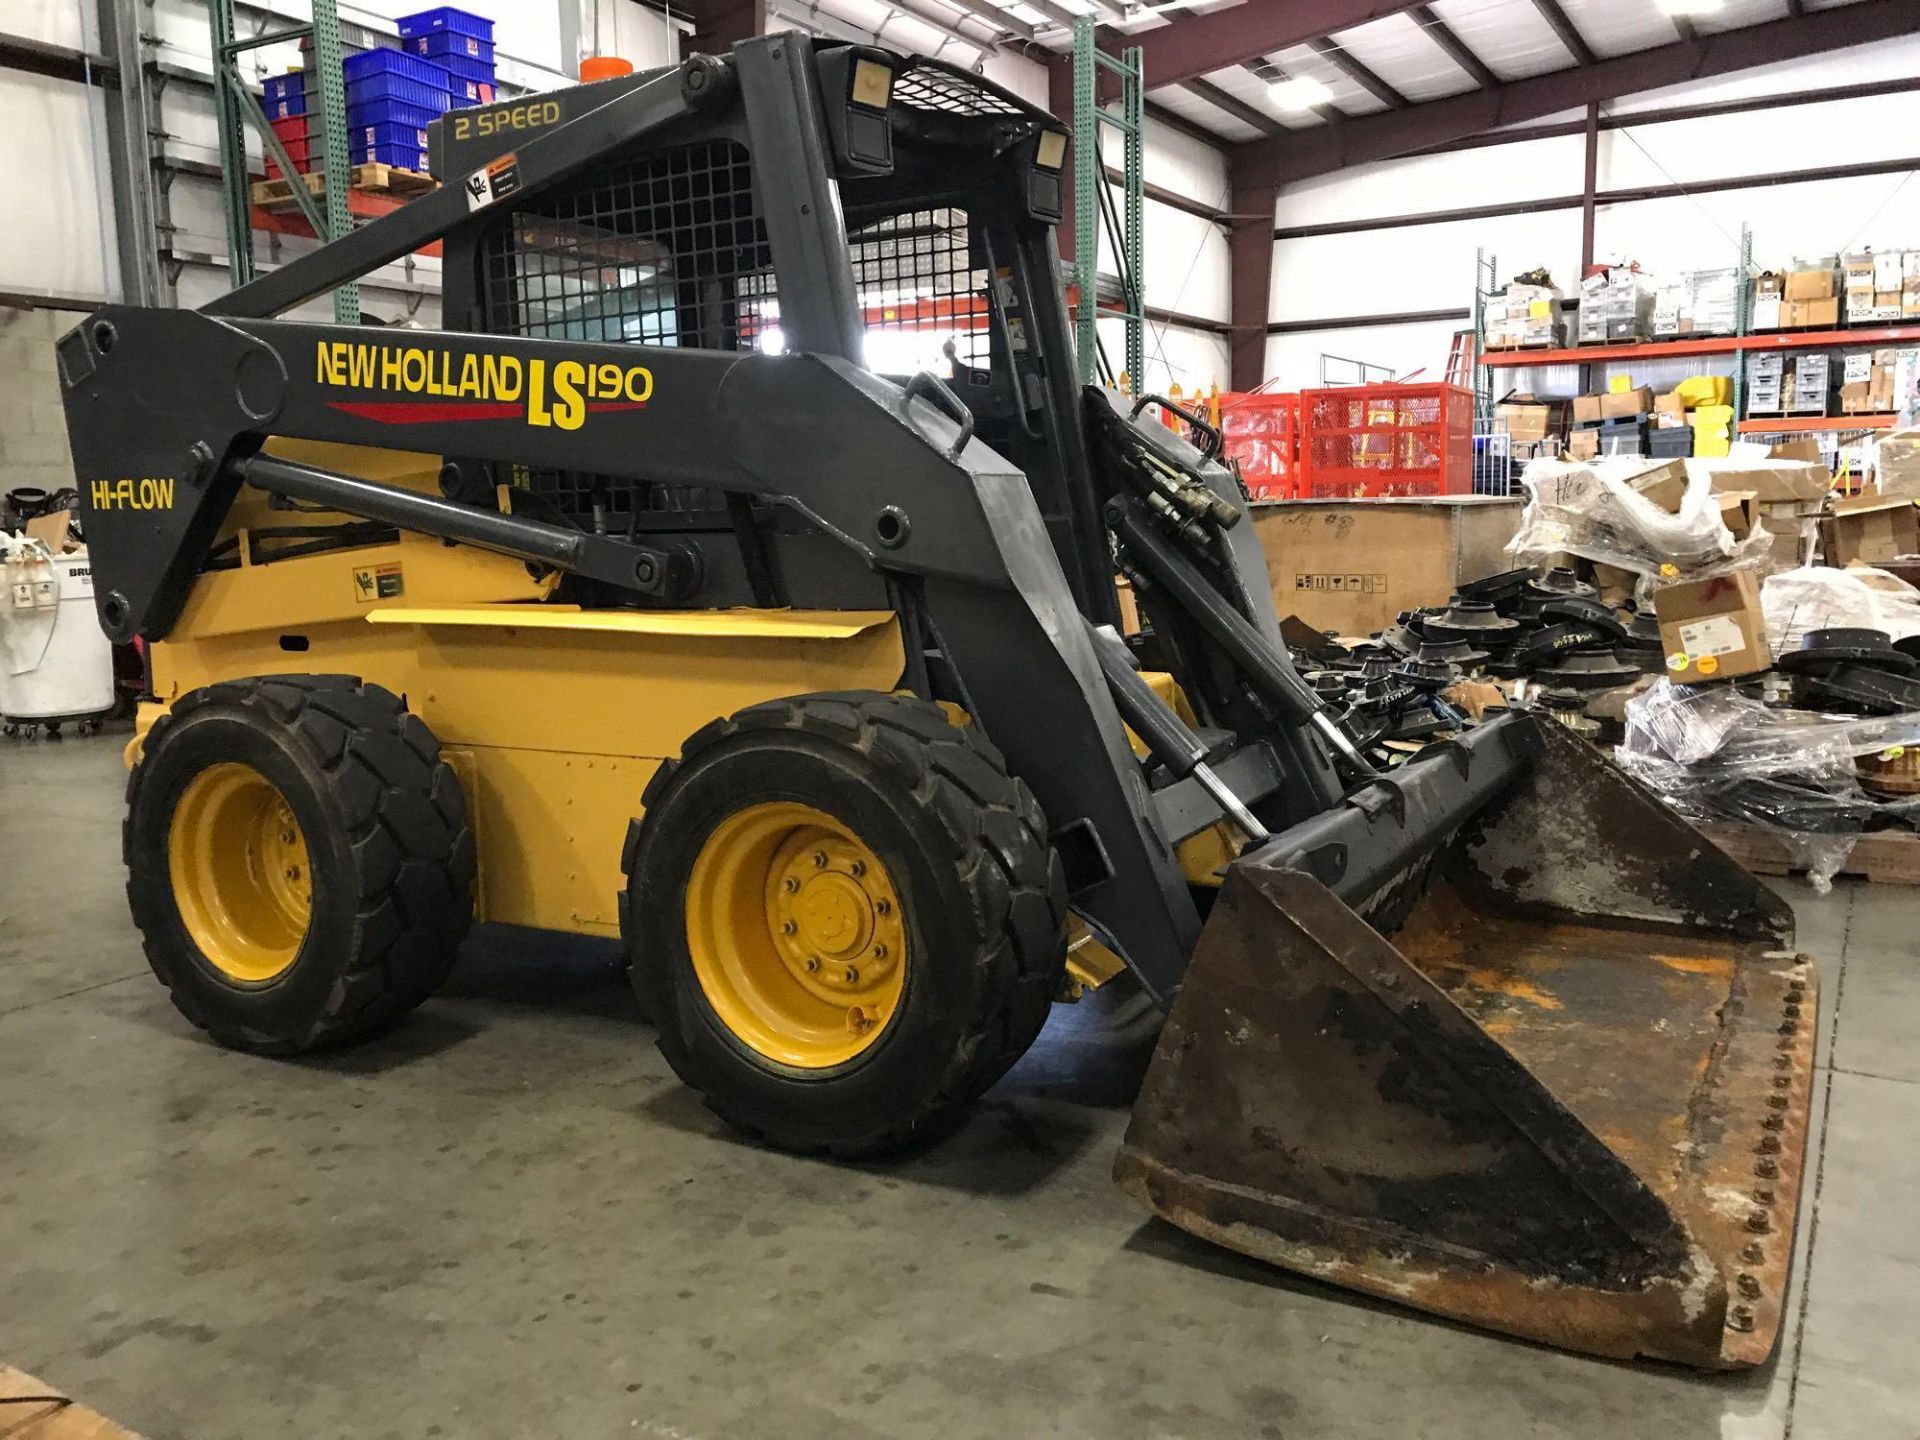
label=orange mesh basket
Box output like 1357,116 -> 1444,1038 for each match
1219,390 -> 1300,501
1298,383 -> 1474,499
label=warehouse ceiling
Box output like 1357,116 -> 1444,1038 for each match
753,0 -> 1907,183
1109,0 -> 1888,145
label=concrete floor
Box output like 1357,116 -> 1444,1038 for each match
1,729 -> 1915,1440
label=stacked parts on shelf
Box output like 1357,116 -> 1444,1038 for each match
256,6 -> 495,182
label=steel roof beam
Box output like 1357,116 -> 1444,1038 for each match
1182,76 -> 1285,136
1307,35 -> 1407,108
939,0 -> 1037,40
1530,0 -> 1597,66
1407,3 -> 1497,89
1237,0 -> 1920,189
1116,1 -> 1429,93
1012,0 -> 1085,31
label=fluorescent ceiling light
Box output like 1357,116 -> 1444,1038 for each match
1656,0 -> 1723,14
1270,75 -> 1333,111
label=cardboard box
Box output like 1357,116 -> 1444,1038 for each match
1496,396 -> 1566,443
1653,392 -> 1688,428
1629,457 -> 1689,513
1655,571 -> 1771,682
1590,560 -> 1639,606
1755,271 -> 1786,298
1250,497 -> 1523,636
1880,428 -> 1920,498
1786,268 -> 1837,302
1601,386 -> 1654,419
1573,393 -> 1606,425
1704,458 -> 1830,504
1769,438 -> 1824,463
1751,296 -> 1784,331
0,1366 -> 143,1440
1844,253 -> 1875,302
22,510 -> 75,552
1823,493 -> 1920,566
1717,490 -> 1756,539
1567,427 -> 1599,460
1785,297 -> 1841,329
1768,517 -> 1819,570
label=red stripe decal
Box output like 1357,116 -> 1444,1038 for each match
325,399 -> 649,423
327,400 -> 525,424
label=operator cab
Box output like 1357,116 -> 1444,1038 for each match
430,43 -> 1108,622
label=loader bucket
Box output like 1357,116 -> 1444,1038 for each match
1115,715 -> 1817,1369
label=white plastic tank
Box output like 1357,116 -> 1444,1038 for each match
1,545 -> 114,727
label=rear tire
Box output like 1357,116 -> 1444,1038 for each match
126,675 -> 474,1054
623,692 -> 1069,1157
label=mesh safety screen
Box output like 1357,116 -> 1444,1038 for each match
478,139 -> 769,524
847,208 -> 987,375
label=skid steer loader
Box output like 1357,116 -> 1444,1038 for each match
56,38 -> 1814,1368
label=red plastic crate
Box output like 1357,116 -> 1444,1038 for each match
1298,382 -> 1474,498
263,115 -> 312,179
1219,390 -> 1300,501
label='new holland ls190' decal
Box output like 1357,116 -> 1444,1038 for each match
315,341 -> 652,432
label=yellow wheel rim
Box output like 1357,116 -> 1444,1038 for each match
686,801 -> 906,1069
167,763 -> 312,983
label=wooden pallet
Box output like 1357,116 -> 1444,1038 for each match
249,163 -> 436,210
1699,821 -> 1920,886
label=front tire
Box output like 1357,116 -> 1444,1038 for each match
624,692 -> 1069,1157
126,675 -> 474,1054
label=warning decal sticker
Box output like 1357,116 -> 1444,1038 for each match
464,152 -> 522,212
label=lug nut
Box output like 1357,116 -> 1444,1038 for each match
1747,1210 -> 1771,1233
1741,1242 -> 1765,1264
1729,1305 -> 1754,1333
1768,1094 -> 1790,1109
850,860 -> 866,877
874,898 -> 891,915
1753,1188 -> 1775,1205
1773,1076 -> 1791,1089
812,850 -> 828,868
1758,1135 -> 1781,1154
1737,1273 -> 1761,1299
1764,1113 -> 1784,1131
805,957 -> 820,973
783,877 -> 801,894
781,920 -> 797,935
843,966 -> 859,984
871,943 -> 887,960
1755,1158 -> 1777,1179
285,866 -> 300,881
281,830 -> 295,844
